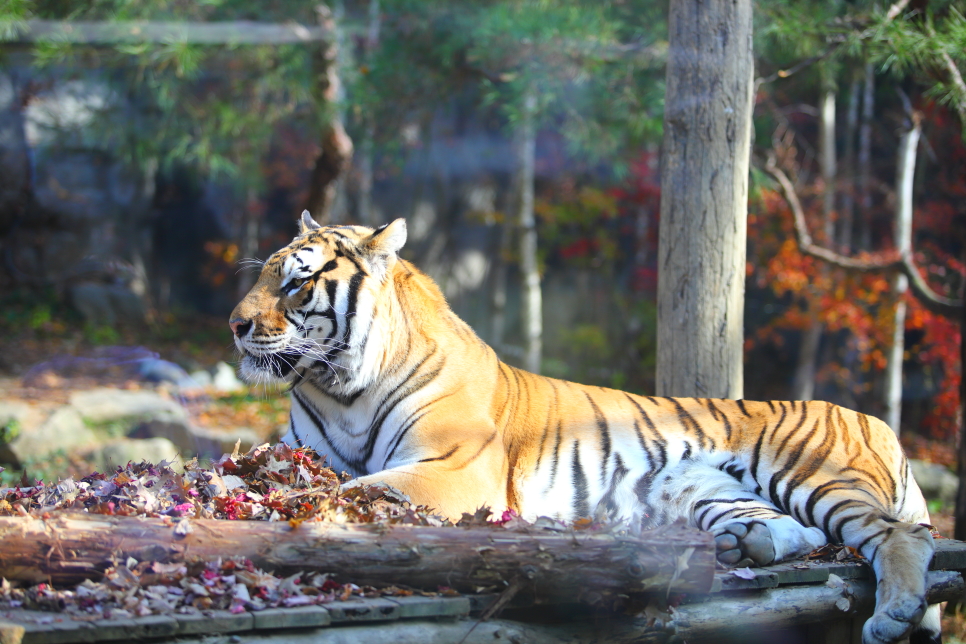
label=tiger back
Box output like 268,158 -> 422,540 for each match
230,213 -> 939,644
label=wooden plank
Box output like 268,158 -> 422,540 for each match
714,569 -> 779,591
173,610 -> 253,636
325,597 -> 401,623
932,539 -> 966,570
2,20 -> 329,45
386,596 -> 471,619
252,606 -> 331,630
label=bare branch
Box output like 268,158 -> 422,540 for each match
763,155 -> 963,318
2,19 -> 329,44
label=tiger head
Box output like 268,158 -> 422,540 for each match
229,211 -> 407,387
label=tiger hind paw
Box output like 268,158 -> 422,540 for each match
862,595 -> 928,644
712,520 -> 775,568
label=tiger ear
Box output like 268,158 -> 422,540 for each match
360,219 -> 406,276
298,210 -> 322,234
361,218 -> 407,257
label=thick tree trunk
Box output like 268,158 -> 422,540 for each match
0,515 -> 714,599
656,0 -> 753,399
517,87 -> 542,374
303,5 -> 353,225
883,115 -> 920,435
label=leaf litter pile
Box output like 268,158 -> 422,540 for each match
0,442 -> 532,621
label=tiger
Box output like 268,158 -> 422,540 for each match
230,212 -> 939,644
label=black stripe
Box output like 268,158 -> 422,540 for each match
535,382 -> 559,472
548,419 -> 563,490
289,416 -> 304,447
668,398 -> 713,450
419,444 -> 460,463
736,400 -> 752,417
291,389 -> 351,471
571,443 -> 590,518
769,417 -> 820,509
780,416 -> 837,519
584,394 -> 611,484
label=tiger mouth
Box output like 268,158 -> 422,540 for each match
241,349 -> 299,379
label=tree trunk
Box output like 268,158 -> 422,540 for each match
819,76 -> 836,239
0,515 -> 715,599
857,63 -> 874,251
656,0 -> 753,399
838,75 -> 860,252
356,0 -> 381,227
490,219 -> 511,350
792,74 -> 837,402
517,87 -> 542,374
883,114 -> 920,435
236,188 -> 261,300
792,313 -> 821,401
303,4 -> 353,225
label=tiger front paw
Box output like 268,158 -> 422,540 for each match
712,520 -> 776,568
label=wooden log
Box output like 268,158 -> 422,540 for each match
638,570 -> 966,643
0,515 -> 714,601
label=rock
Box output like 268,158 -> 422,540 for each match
188,370 -> 213,388
130,419 -> 260,460
0,407 -> 98,467
909,459 -> 958,507
211,362 -> 245,392
69,388 -> 187,424
93,438 -> 181,471
68,282 -> 146,326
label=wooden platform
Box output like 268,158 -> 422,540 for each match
2,539 -> 965,644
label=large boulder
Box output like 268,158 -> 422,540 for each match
130,419 -> 260,460
69,388 -> 188,424
93,437 -> 182,471
0,403 -> 98,467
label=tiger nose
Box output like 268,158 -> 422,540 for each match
230,318 -> 253,337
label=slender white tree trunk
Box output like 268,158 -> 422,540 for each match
792,74 -> 836,402
883,114 -> 921,435
517,88 -> 541,374
656,0 -> 753,399
820,81 -> 837,239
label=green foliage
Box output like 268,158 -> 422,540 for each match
0,419 -> 21,444
21,0 -> 320,185
0,449 -> 72,487
360,0 -> 667,163
83,323 -> 121,345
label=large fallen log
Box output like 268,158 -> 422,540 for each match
0,514 -> 714,601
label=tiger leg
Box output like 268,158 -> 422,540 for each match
822,500 -> 936,644
669,463 -> 827,567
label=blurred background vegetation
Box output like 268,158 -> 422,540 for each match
0,0 -> 963,477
